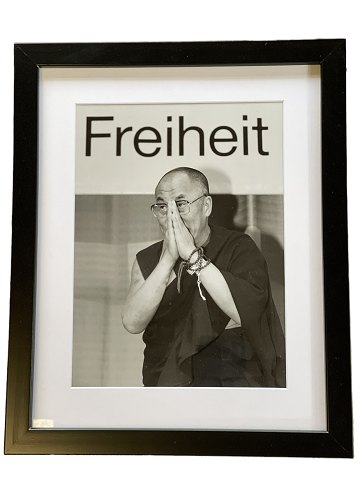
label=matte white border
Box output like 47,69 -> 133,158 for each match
32,65 -> 325,430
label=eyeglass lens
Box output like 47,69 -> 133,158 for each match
151,195 -> 205,217
152,201 -> 189,216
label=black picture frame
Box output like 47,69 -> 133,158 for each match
5,40 -> 352,457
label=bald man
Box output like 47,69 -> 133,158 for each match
122,167 -> 285,387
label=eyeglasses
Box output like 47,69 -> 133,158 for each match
151,194 -> 207,217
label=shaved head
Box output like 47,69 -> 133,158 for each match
155,167 -> 209,196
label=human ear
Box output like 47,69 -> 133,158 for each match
204,196 -> 212,217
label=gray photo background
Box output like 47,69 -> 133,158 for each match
73,194 -> 284,387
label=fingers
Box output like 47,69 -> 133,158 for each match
166,200 -> 172,230
171,208 -> 184,242
167,202 -> 177,246
170,203 -> 183,256
171,199 -> 181,220
171,201 -> 185,230
166,202 -> 176,238
171,202 -> 193,246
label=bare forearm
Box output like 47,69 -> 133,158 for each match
122,257 -> 174,334
198,263 -> 241,323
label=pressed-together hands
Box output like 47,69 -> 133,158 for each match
162,200 -> 196,265
123,200 -> 241,334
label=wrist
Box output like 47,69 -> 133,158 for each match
182,245 -> 197,261
187,254 -> 211,275
159,252 -> 177,270
187,248 -> 200,264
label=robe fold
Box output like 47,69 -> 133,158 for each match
136,224 -> 286,387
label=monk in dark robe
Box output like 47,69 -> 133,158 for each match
122,167 -> 285,387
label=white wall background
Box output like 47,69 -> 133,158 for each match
0,0 -> 359,478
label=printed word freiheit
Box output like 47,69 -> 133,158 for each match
85,115 -> 270,158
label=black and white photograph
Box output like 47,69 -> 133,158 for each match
73,102 -> 285,388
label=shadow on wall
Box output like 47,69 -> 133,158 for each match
210,194 -> 245,231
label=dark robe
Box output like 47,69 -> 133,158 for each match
136,224 -> 286,387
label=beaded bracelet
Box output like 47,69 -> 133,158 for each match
187,254 -> 211,274
186,247 -> 203,267
176,250 -> 211,298
177,247 -> 202,293
186,254 -> 211,301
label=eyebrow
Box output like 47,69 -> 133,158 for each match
155,194 -> 186,202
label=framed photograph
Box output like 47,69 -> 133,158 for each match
5,40 -> 352,456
